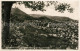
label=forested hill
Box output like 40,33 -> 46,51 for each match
11,8 -> 78,23
8,8 -> 78,49
29,14 -> 78,22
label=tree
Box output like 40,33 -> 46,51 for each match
2,1 -> 15,48
2,1 -> 73,48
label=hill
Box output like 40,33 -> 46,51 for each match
29,14 -> 69,19
11,8 -> 78,23
9,8 -> 78,49
11,8 -> 36,22
29,14 -> 78,22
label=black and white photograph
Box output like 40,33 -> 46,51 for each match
1,0 -> 79,50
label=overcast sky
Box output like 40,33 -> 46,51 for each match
12,0 -> 79,20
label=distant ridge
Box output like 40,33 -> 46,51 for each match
11,8 -> 78,22
29,14 -> 78,22
29,14 -> 71,18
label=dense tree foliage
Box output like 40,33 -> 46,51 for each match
23,1 -> 73,13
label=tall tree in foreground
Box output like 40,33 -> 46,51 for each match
2,1 -> 73,48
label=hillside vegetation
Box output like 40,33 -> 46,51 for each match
8,8 -> 78,49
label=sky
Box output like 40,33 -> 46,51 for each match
12,0 -> 79,20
